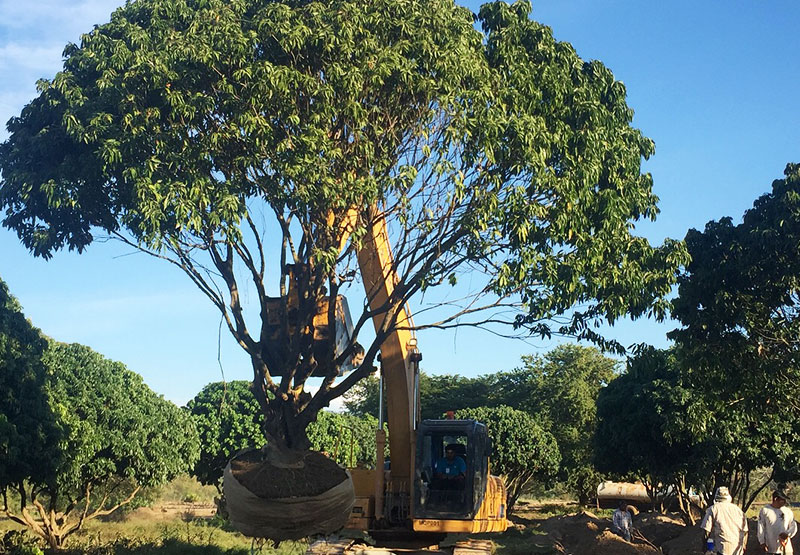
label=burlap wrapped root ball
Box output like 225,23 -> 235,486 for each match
223,446 -> 355,541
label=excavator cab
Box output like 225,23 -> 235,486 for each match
414,419 -> 490,519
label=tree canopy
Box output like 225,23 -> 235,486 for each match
492,344 -> 618,504
658,162 -> 800,510
672,163 -> 800,406
0,277 -> 57,509
2,336 -> 199,548
0,0 -> 686,450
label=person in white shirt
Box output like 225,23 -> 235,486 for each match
611,500 -> 632,541
700,486 -> 748,555
758,488 -> 797,554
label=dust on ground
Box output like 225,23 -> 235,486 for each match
511,501 -> 771,555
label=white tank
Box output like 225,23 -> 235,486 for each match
596,481 -> 651,508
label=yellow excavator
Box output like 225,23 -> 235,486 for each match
307,212 -> 508,554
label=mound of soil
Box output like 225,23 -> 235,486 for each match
229,448 -> 348,499
660,524 -> 703,555
518,505 -> 782,555
536,511 -> 660,554
591,529 -> 660,555
633,513 -> 686,547
524,509 -> 685,555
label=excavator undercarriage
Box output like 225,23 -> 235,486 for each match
306,537 -> 495,554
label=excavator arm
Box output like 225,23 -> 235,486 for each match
341,209 -> 508,546
355,210 -> 418,487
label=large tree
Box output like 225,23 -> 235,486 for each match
0,0 -> 686,452
595,343 -> 800,519
0,277 -> 59,525
594,347 -> 703,519
597,164 -> 800,520
2,338 -> 199,548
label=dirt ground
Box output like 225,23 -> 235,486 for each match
512,504 -> 773,555
123,502 -> 217,522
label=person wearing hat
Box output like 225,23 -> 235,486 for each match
700,486 -> 748,555
611,500 -> 633,541
758,488 -> 797,554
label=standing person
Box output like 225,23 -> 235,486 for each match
611,500 -> 632,541
700,486 -> 748,555
758,488 -> 797,554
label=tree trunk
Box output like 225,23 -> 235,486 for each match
261,395 -> 313,452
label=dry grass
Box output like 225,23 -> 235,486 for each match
2,515 -> 309,554
0,475 -> 306,554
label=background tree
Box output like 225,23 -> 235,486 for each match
666,163 -> 800,510
594,347 -> 702,520
455,406 -> 559,514
597,165 -> 800,518
2,340 -> 199,549
0,0 -> 686,454
342,375 -> 382,418
306,411 -> 379,469
0,277 -> 60,529
672,163 -> 800,397
490,344 -> 618,505
343,371 -> 492,420
187,380 -> 264,491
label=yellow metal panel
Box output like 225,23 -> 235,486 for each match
412,517 -> 507,534
346,496 -> 374,530
413,475 -> 508,534
349,468 -> 376,497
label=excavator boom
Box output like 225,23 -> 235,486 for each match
355,211 -> 417,486
335,209 -> 508,553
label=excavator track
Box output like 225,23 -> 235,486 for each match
306,539 -> 494,555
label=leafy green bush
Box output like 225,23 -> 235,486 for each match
0,531 -> 45,555
186,381 -> 264,490
1,309 -> 201,548
455,406 -> 560,514
307,411 -> 379,468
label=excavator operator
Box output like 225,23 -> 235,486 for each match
432,445 -> 466,491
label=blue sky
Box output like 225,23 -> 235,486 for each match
1,0 -> 798,405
